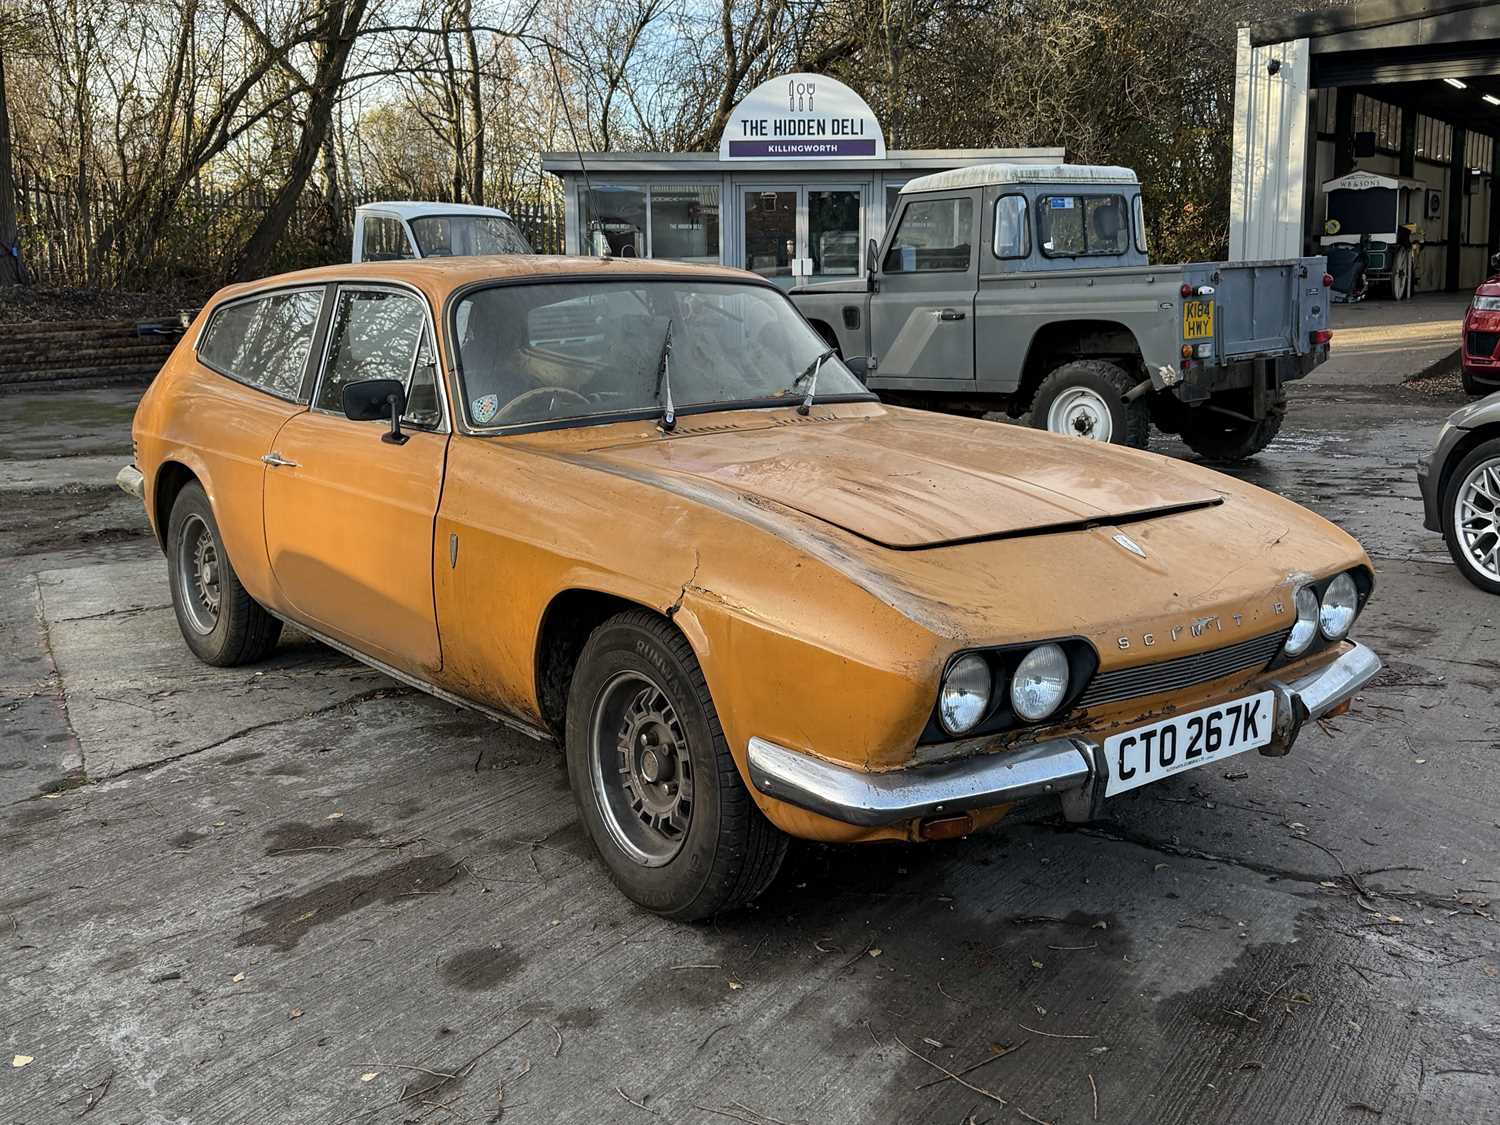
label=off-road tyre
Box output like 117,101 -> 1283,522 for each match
1023,359 -> 1150,449
565,610 -> 788,920
1440,438 -> 1500,595
166,482 -> 282,666
1180,409 -> 1285,462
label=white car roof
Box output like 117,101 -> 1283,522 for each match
356,201 -> 515,220
901,163 -> 1139,194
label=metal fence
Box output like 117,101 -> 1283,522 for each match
12,174 -> 565,290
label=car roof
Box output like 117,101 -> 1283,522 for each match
207,255 -> 761,307
901,162 -> 1139,194
355,201 -> 516,220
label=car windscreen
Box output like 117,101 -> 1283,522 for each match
453,279 -> 868,429
410,214 -> 532,256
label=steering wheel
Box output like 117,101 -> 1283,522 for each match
491,386 -> 591,423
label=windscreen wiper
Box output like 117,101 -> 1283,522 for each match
794,347 -> 837,416
654,318 -> 676,433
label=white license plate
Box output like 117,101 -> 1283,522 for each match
1103,691 -> 1274,797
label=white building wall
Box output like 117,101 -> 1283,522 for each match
1229,27 -> 1311,261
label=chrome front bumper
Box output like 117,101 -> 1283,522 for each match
747,642 -> 1382,828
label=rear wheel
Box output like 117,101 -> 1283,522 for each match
1024,360 -> 1149,448
565,610 -> 787,919
1391,247 -> 1412,301
1441,439 -> 1500,594
1180,408 -> 1284,461
166,482 -> 282,666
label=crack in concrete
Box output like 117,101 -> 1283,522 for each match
98,685 -> 413,782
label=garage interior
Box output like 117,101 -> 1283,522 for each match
1237,0 -> 1500,293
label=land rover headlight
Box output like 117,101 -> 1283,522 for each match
939,654 -> 992,735
1011,643 -> 1070,722
1284,585 -> 1320,657
1320,573 -> 1359,640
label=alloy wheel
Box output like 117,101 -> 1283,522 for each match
1455,457 -> 1500,582
588,670 -> 694,867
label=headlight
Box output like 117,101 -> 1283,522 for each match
1284,585 -> 1319,657
1473,296 -> 1500,311
1320,572 -> 1359,639
1011,643 -> 1070,722
939,653 -> 991,735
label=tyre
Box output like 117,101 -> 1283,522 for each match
1391,247 -> 1411,301
565,610 -> 788,920
1023,359 -> 1150,448
166,482 -> 283,666
1440,439 -> 1500,595
1180,408 -> 1284,461
1461,368 -> 1489,397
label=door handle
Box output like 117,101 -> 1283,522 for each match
938,308 -> 966,321
261,452 -> 298,468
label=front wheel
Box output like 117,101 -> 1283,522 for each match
1441,439 -> 1500,595
565,610 -> 788,919
1023,360 -> 1150,448
1391,247 -> 1412,301
1180,408 -> 1284,461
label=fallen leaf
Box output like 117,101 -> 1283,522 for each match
1031,960 -> 1044,969
1320,881 -> 1339,888
326,812 -> 344,820
231,973 -> 245,983
727,980 -> 743,990
290,1008 -> 303,1020
1090,921 -> 1108,930
11,1055 -> 33,1068
1387,915 -> 1404,924
868,948 -> 882,958
922,1037 -> 943,1048
1153,863 -> 1168,871
360,1072 -> 378,1083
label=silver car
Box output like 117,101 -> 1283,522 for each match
1418,392 -> 1500,593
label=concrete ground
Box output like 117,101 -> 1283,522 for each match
2,380 -> 1496,1125
1320,293 -> 1469,386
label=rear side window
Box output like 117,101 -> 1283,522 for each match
198,289 -> 323,401
993,195 -> 1030,259
1133,194 -> 1148,255
884,197 -> 974,273
1037,194 -> 1130,258
314,289 -> 434,421
361,215 -> 415,261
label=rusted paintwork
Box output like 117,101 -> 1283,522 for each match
131,255 -> 1375,846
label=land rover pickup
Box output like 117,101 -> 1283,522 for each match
790,164 -> 1333,459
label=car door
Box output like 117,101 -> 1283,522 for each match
261,284 -> 449,676
181,286 -> 327,607
867,190 -> 978,382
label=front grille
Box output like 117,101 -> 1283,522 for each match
1079,630 -> 1289,709
1467,331 -> 1499,358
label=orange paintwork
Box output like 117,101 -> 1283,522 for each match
132,255 -> 1374,844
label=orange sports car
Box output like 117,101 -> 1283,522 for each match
119,256 -> 1381,919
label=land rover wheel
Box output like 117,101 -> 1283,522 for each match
1024,360 -> 1149,448
1441,439 -> 1500,595
565,610 -> 788,920
1180,409 -> 1285,462
166,482 -> 282,666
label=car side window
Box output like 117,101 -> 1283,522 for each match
1133,194 -> 1149,255
403,329 -> 443,429
993,195 -> 1030,259
198,289 -> 323,401
314,289 -> 432,418
361,215 -> 415,261
883,197 -> 974,273
1037,194 -> 1131,258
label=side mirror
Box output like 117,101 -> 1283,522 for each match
342,378 -> 410,446
866,237 -> 879,278
844,356 -> 869,382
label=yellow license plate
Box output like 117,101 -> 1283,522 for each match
1183,298 -> 1214,340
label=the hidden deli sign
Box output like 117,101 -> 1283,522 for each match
720,73 -> 886,160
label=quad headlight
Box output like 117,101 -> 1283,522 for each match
1284,585 -> 1320,657
939,653 -> 992,735
1011,643 -> 1071,722
1320,572 -> 1359,640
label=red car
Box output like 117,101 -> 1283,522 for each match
1463,277 -> 1500,395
